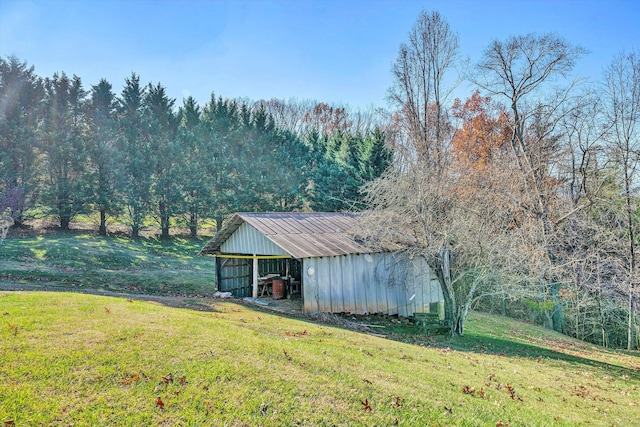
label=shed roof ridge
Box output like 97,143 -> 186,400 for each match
200,211 -> 371,258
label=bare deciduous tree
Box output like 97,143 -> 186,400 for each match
474,33 -> 587,332
387,9 -> 460,170
362,10 -> 480,336
602,49 -> 640,350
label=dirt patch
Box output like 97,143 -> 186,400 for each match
309,312 -> 375,333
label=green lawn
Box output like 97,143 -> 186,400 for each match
0,234 -> 217,296
1,233 -> 639,425
1,291 -> 638,426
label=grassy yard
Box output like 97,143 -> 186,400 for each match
1,233 -> 639,425
0,233 -> 217,296
1,291 -> 639,426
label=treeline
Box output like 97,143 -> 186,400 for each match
0,56 -> 392,238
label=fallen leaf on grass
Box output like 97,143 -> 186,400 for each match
161,373 -> 173,384
361,398 -> 372,411
573,384 -> 590,398
462,385 -> 475,395
105,307 -> 111,314
505,383 -> 522,401
179,375 -> 187,384
7,324 -> 18,336
122,373 -> 140,384
5,421 -> 15,426
285,330 -> 308,338
362,378 -> 372,384
444,406 -> 453,414
495,422 -> 509,427
390,396 -> 403,408
156,396 -> 164,409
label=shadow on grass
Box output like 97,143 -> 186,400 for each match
432,333 -> 640,381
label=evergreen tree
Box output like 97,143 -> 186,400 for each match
359,127 -> 393,181
117,73 -> 151,239
88,78 -> 121,235
267,126 -> 311,210
39,73 -> 90,229
145,82 -> 180,240
309,129 -> 390,211
200,95 -> 238,230
178,96 -> 212,237
0,56 -> 44,227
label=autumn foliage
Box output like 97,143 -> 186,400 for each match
451,90 -> 511,170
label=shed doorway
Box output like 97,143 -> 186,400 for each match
216,256 -> 302,299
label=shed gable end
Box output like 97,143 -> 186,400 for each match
220,222 -> 290,256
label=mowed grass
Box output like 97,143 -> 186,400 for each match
0,234 -> 217,296
1,292 -> 639,426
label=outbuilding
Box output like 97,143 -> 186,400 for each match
199,212 -> 444,317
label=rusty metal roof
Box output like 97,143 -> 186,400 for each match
199,212 -> 374,258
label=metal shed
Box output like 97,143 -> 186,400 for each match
199,212 -> 443,317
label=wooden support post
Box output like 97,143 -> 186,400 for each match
252,255 -> 259,298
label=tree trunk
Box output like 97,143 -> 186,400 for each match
99,210 -> 107,236
189,210 -> 198,238
131,206 -> 141,240
159,200 -> 170,240
12,211 -> 25,228
215,214 -> 224,232
625,168 -> 637,350
434,248 -> 463,337
60,216 -> 70,231
550,282 -> 564,333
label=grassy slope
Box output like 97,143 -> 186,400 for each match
1,234 -> 639,425
0,234 -> 217,296
1,292 -> 638,427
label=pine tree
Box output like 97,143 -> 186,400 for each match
88,78 -> 121,235
178,96 -> 212,237
39,73 -> 91,230
0,56 -> 44,227
145,82 -> 180,240
201,96 -> 240,230
118,73 -> 151,239
309,130 -> 389,211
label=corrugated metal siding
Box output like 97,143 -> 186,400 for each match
302,253 -> 442,316
220,222 -> 290,256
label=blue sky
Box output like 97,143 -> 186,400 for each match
1,0 -> 638,110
